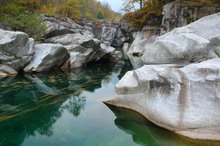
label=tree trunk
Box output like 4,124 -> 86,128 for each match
140,0 -> 143,8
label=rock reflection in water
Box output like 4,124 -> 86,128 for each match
106,105 -> 220,146
0,64 -> 121,146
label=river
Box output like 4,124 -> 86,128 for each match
0,62 -> 218,146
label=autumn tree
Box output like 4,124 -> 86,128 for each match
57,0 -> 80,21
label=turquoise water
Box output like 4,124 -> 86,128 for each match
0,63 -> 219,146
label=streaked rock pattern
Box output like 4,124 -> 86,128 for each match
105,58 -> 220,140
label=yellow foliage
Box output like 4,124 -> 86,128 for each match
57,0 -> 80,21
39,5 -> 56,16
124,1 -> 164,27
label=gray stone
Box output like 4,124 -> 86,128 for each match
161,1 -> 220,34
0,29 -> 36,75
41,14 -> 83,38
101,26 -> 116,46
128,28 -> 159,56
24,43 -> 68,72
105,58 -> 220,140
112,27 -> 124,48
142,13 -> 220,64
45,33 -> 100,48
62,45 -> 93,69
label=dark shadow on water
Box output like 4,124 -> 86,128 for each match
106,104 -> 220,146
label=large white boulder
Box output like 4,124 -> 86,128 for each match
24,43 -> 68,72
105,58 -> 220,140
0,29 -> 35,75
142,13 -> 220,64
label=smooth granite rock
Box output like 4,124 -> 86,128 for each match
0,29 -> 35,75
142,13 -> 220,64
24,43 -> 68,72
105,58 -> 220,140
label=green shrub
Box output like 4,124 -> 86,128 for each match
1,11 -> 45,40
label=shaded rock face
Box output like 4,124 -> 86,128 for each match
24,43 -> 68,72
161,1 -> 220,34
142,13 -> 220,64
91,20 -> 127,48
101,27 -> 116,46
112,26 -> 131,48
105,58 -> 220,140
0,29 -> 35,75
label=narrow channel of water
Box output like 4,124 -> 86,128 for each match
0,63 -> 219,146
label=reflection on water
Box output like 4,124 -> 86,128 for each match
107,105 -> 220,146
0,63 -> 134,146
0,62 -> 219,146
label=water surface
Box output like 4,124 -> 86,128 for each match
0,63 -> 219,146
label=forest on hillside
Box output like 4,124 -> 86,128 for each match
1,0 -> 220,39
0,0 -> 122,39
0,0 -> 122,22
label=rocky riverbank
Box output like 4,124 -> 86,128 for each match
104,0 -> 220,141
0,15 -> 127,76
105,12 -> 220,141
1,0 -> 220,141
119,0 -> 220,65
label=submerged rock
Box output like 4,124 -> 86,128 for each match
24,43 -> 68,72
105,58 -> 220,140
142,13 -> 220,64
0,29 -> 35,76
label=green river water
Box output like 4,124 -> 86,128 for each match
0,63 -> 219,146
